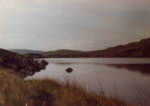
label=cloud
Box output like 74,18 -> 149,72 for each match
0,0 -> 150,50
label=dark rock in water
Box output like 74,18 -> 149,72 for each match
66,67 -> 73,73
41,60 -> 49,66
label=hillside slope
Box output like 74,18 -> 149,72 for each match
88,38 -> 150,57
9,49 -> 44,54
10,37 -> 150,58
0,49 -> 48,77
44,49 -> 86,57
43,38 -> 150,58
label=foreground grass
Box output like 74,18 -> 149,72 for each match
0,69 -> 128,106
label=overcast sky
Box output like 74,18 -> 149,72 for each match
0,0 -> 150,51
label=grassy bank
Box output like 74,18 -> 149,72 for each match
0,69 -> 128,106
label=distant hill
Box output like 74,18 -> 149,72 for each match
24,53 -> 46,59
87,37 -> 150,57
10,37 -> 150,58
9,49 -> 44,54
43,38 -> 150,58
44,49 -> 86,58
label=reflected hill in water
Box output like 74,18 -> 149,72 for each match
107,64 -> 150,75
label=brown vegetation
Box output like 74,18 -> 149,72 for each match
0,69 -> 128,106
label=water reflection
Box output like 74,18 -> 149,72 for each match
107,64 -> 150,75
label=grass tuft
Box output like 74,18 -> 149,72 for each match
0,69 -> 129,106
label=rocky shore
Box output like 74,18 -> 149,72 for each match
0,48 -> 48,77
17,59 -> 48,77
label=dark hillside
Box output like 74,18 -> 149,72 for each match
42,38 -> 150,58
0,49 -> 48,77
88,38 -> 150,57
44,49 -> 86,58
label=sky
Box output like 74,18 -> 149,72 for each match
0,0 -> 150,51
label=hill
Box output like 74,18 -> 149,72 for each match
44,49 -> 86,57
43,38 -> 150,58
10,37 -> 150,58
24,53 -> 46,59
9,49 -> 44,54
88,38 -> 150,57
0,48 -> 48,77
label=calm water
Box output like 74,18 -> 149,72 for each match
27,58 -> 150,104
